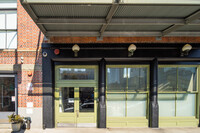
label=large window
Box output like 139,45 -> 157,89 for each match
106,66 -> 148,117
158,66 -> 198,117
0,1 -> 17,49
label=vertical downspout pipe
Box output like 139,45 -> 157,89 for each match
149,57 -> 159,128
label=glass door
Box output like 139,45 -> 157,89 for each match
55,65 -> 98,128
55,86 -> 97,127
77,87 -> 96,127
0,75 -> 16,123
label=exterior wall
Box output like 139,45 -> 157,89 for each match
0,0 -> 43,128
50,37 -> 200,43
17,0 -> 44,128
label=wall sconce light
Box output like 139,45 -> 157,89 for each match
128,44 -> 137,57
72,44 -> 80,57
181,44 -> 192,56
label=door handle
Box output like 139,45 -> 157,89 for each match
76,110 -> 79,118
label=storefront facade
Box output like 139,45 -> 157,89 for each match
8,0 -> 200,128
40,43 -> 200,128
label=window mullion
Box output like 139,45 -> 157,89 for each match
5,12 -> 7,49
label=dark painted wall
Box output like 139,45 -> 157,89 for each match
42,43 -> 200,128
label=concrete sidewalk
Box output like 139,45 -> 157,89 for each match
1,128 -> 200,133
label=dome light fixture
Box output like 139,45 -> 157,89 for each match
72,44 -> 80,57
128,44 -> 137,57
181,44 -> 192,56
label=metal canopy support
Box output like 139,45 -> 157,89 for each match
100,0 -> 120,37
37,18 -> 200,25
162,24 -> 183,36
161,10 -> 200,37
46,31 -> 200,37
185,10 -> 200,24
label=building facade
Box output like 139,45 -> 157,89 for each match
0,0 -> 43,128
1,0 -> 200,129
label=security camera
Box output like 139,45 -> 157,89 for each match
128,44 -> 137,57
181,44 -> 192,56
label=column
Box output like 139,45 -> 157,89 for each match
98,58 -> 106,128
149,58 -> 159,128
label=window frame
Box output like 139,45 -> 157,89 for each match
106,65 -> 149,118
158,65 -> 199,118
0,8 -> 17,49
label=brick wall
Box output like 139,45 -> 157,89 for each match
17,0 -> 44,108
0,0 -> 43,109
50,36 -> 200,43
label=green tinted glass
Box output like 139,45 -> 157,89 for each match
158,67 -> 177,92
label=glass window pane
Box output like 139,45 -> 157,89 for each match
0,1 -> 17,9
158,67 -> 177,92
79,87 -> 94,112
107,68 -> 127,92
176,94 -> 195,117
178,67 -> 197,92
128,68 -> 147,92
127,94 -> 147,117
0,31 -> 6,49
6,11 -> 17,29
158,94 -> 175,117
107,94 -> 126,117
7,31 -> 17,49
0,12 -> 5,29
0,77 -> 15,112
59,68 -> 95,80
59,87 -> 74,113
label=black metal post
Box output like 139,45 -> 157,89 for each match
42,49 -> 54,128
149,58 -> 159,128
98,58 -> 106,128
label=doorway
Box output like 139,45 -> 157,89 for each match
55,65 -> 98,127
0,74 -> 17,124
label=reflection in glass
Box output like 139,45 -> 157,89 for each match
158,67 -> 177,91
158,94 -> 175,117
127,94 -> 146,117
178,67 -> 197,92
176,94 -> 195,116
0,77 -> 15,112
107,94 -> 126,117
128,68 -> 147,91
59,68 -> 94,80
107,68 -> 126,92
59,87 -> 74,112
79,87 -> 94,112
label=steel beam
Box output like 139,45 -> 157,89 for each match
37,18 -> 200,25
185,10 -> 200,24
100,0 -> 120,36
21,0 -> 200,5
161,10 -> 200,36
162,24 -> 183,36
46,31 -> 200,37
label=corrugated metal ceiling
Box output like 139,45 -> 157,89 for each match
21,1 -> 200,37
31,4 -> 111,18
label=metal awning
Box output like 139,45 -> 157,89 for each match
20,0 -> 200,37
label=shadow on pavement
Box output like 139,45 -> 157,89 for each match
11,129 -> 25,133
